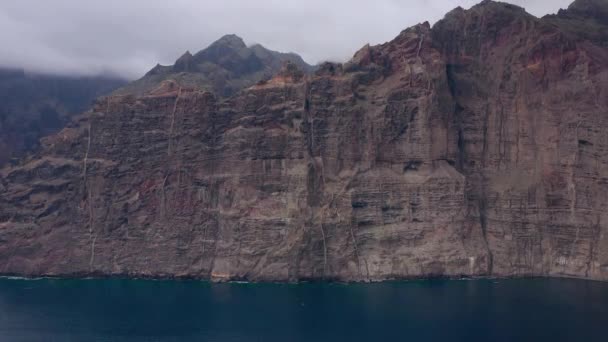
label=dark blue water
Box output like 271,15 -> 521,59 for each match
0,277 -> 607,341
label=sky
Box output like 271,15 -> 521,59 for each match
0,0 -> 574,80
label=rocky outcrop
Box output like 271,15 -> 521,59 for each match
115,34 -> 313,98
1,0 -> 608,282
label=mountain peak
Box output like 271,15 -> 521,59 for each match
435,0 -> 534,34
469,0 -> 528,16
173,51 -> 195,72
116,34 -> 312,97
212,34 -> 247,49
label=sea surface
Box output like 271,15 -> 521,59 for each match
0,277 -> 606,341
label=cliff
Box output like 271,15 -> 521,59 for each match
1,0 -> 607,282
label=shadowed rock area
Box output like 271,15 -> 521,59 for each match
0,69 -> 126,166
1,0 -> 608,282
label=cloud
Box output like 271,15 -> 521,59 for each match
0,0 -> 574,79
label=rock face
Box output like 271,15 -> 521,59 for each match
1,0 -> 608,282
0,69 -> 126,166
115,34 -> 313,98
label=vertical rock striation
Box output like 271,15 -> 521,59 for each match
1,1 -> 607,281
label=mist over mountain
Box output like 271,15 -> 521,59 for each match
0,69 -> 126,165
0,0 -> 574,78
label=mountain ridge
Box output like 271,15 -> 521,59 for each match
115,34 -> 312,97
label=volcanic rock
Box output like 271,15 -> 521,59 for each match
1,0 -> 608,282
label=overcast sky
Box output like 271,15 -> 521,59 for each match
0,0 -> 573,79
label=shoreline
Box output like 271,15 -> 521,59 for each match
1,272 -> 604,284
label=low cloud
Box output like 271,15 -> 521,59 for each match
0,0 -> 573,79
